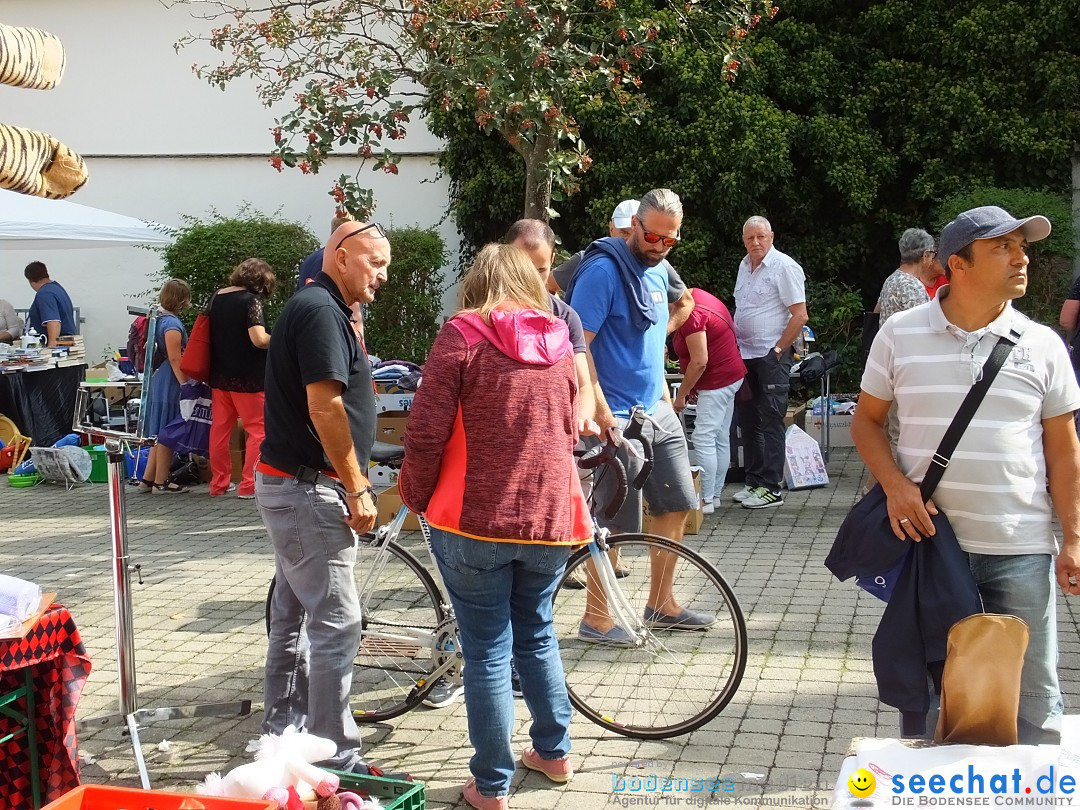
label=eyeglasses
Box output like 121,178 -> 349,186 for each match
924,249 -> 937,258
335,222 -> 387,251
639,227 -> 680,248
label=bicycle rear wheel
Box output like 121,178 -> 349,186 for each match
553,533 -> 747,739
352,535 -> 448,722
264,535 -> 447,724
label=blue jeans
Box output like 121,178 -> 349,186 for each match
429,527 -> 572,798
256,472 -> 365,768
968,552 -> 1062,743
692,380 -> 742,502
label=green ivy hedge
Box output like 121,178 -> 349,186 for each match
365,227 -> 447,364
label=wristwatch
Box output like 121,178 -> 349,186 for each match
772,345 -> 783,357
345,486 -> 376,501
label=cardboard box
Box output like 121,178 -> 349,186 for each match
374,484 -> 422,531
375,410 -> 409,446
784,402 -> 807,430
643,469 -> 703,536
811,413 -> 854,448
377,392 -> 415,413
0,592 -> 57,640
368,463 -> 398,487
84,362 -> 109,383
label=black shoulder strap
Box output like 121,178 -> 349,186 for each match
920,328 -> 1021,501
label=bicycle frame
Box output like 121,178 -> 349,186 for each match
584,527 -> 651,646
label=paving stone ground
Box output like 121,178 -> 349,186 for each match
4,447 -> 1080,809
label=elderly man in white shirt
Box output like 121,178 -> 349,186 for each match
0,299 -> 23,344
732,216 -> 808,509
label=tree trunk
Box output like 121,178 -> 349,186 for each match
522,129 -> 557,222
1073,144 -> 1080,280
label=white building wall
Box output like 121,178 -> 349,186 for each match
2,1 -> 459,362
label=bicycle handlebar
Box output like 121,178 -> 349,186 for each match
622,407 -> 654,490
578,442 -> 628,520
576,405 -> 656,520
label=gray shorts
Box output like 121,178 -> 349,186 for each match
586,401 -> 698,533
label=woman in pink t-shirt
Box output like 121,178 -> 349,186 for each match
672,288 -> 748,513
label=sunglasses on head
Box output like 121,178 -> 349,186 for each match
335,222 -> 387,251
639,226 -> 680,248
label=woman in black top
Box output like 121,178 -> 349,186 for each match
207,258 -> 275,498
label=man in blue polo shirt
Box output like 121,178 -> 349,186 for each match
567,188 -> 709,643
24,261 -> 76,346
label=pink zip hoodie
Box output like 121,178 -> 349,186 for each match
399,308 -> 592,544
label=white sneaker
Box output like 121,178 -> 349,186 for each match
702,501 -> 715,514
732,485 -> 754,503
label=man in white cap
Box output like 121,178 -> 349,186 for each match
551,199 -> 693,335
853,205 -> 1080,743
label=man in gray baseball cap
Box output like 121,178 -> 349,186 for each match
853,203 -> 1080,743
937,205 -> 1051,278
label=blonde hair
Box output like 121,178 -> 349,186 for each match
457,243 -> 552,322
159,278 -> 191,313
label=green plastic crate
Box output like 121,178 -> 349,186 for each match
328,769 -> 425,810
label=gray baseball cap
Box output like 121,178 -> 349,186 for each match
938,205 -> 1051,271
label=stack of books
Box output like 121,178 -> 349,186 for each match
55,335 -> 85,360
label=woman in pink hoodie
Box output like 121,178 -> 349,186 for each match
401,244 -> 591,810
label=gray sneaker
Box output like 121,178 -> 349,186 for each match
423,678 -> 464,708
742,487 -> 784,509
732,485 -> 755,503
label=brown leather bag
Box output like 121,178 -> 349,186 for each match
935,613 -> 1029,746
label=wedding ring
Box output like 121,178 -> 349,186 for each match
899,518 -> 910,524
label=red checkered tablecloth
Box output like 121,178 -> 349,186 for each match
0,603 -> 92,808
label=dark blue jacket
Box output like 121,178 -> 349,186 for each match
826,489 -> 982,735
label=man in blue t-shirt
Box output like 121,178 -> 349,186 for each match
567,188 -> 711,643
24,261 -> 76,346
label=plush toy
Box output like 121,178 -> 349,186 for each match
198,725 -> 342,809
0,22 -> 88,198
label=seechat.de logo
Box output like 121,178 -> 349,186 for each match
849,768 -> 877,798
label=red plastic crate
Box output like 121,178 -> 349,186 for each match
42,785 -> 277,810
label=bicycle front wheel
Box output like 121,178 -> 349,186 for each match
352,536 -> 448,722
553,533 -> 747,739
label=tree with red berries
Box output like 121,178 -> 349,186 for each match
175,0 -> 775,220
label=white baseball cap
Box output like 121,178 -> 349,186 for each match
611,199 -> 639,229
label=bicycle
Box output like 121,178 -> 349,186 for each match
264,408 -> 747,739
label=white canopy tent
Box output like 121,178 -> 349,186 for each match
0,188 -> 173,249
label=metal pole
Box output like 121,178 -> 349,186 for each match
105,437 -> 137,716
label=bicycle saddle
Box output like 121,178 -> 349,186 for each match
370,441 -> 406,466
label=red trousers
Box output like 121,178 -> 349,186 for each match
210,389 -> 265,496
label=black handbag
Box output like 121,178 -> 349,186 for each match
827,329 -> 1021,602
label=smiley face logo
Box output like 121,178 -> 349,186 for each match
848,768 -> 876,798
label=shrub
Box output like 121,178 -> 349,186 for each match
933,188 -> 1075,331
157,206 -> 319,326
803,278 -> 865,393
365,227 -> 447,363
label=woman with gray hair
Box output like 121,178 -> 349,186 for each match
875,228 -> 938,322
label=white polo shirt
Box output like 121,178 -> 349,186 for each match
861,291 -> 1080,555
733,247 -> 806,359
